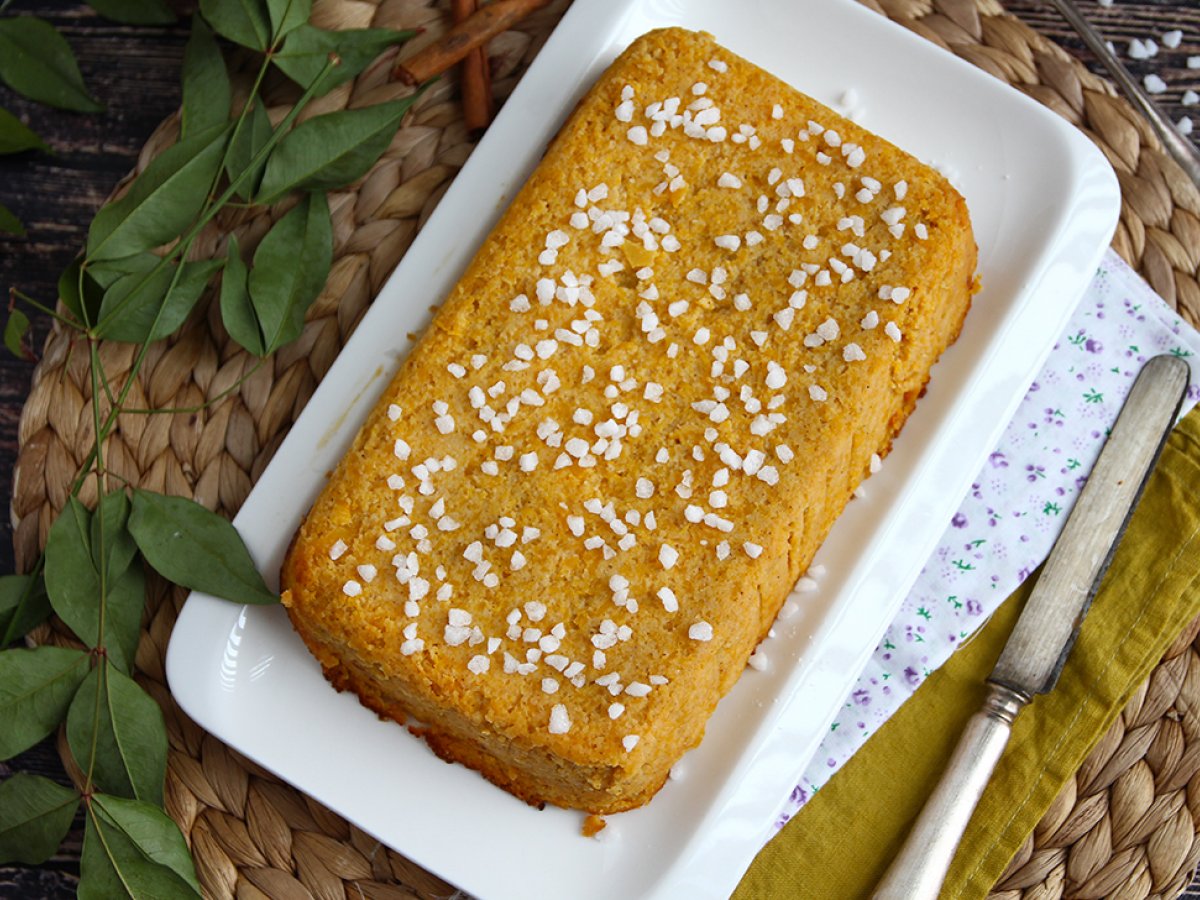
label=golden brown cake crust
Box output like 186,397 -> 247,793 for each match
280,27 -> 977,814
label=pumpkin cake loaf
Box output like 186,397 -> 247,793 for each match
280,27 -> 976,814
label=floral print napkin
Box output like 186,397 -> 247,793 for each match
778,249 -> 1200,825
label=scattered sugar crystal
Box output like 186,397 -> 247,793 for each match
809,385 -> 829,402
622,735 -> 640,752
1144,74 -> 1168,95
467,655 -> 490,675
1184,91 -> 1199,107
627,125 -> 648,145
688,621 -> 714,642
743,542 -> 763,559
342,580 -> 361,597
1163,30 -> 1182,49
548,704 -> 571,734
329,539 -> 348,560
1179,117 -> 1194,137
659,544 -> 679,570
1128,38 -> 1158,60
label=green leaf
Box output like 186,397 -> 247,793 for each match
44,497 -> 144,674
247,192 -> 331,352
273,25 -> 415,97
0,645 -> 90,759
86,252 -> 160,290
103,565 -> 146,678
67,663 -> 167,805
94,257 -> 223,344
266,0 -> 310,41
218,235 -> 265,356
181,18 -> 230,140
129,490 -> 278,606
82,794 -> 201,900
86,0 -> 176,24
199,0 -> 271,52
0,200 -> 24,236
0,106 -> 49,154
59,258 -> 105,327
44,497 -> 101,637
0,573 -> 53,645
256,98 -> 417,202
92,491 -> 138,580
0,774 -> 80,865
224,99 -> 272,201
86,123 -> 228,262
4,307 -> 34,361
0,17 -> 103,113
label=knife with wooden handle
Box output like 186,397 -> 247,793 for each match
874,354 -> 1191,900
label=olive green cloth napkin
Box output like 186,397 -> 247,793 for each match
736,405 -> 1200,899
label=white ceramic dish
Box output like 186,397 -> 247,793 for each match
166,0 -> 1119,896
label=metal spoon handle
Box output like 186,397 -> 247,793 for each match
1045,0 -> 1200,190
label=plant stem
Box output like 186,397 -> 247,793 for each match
10,289 -> 82,329
84,338 -> 109,793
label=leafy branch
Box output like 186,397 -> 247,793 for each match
0,0 -> 422,893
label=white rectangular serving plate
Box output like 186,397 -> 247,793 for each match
166,0 -> 1119,897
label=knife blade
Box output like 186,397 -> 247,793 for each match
875,354 -> 1190,900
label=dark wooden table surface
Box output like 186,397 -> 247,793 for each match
1,1 -> 1198,896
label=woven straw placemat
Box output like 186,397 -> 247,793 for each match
10,0 -> 1200,897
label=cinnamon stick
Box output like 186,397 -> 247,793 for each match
451,0 -> 493,134
394,0 -> 552,86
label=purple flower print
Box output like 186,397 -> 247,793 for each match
852,689 -> 870,706
1025,464 -> 1045,482
1085,338 -> 1103,353
951,513 -> 967,528
966,599 -> 983,616
988,452 -> 1008,469
1123,298 -> 1147,323
903,667 -> 921,687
